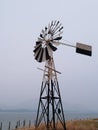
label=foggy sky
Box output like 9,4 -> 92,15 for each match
0,0 -> 98,112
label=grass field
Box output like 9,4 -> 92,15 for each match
14,118 -> 98,130
66,118 -> 98,130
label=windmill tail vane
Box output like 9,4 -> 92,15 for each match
33,20 -> 92,130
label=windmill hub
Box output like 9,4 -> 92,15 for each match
44,34 -> 52,41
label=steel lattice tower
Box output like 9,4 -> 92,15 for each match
35,57 -> 66,130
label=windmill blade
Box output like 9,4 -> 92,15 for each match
48,23 -> 51,34
59,26 -> 63,32
42,48 -> 46,62
52,20 -> 57,32
56,21 -> 60,26
50,21 -> 53,28
45,26 -> 47,31
51,21 -> 56,33
39,48 -> 44,62
52,32 -> 63,40
35,47 -> 42,61
44,27 -> 48,35
52,22 -> 62,34
48,43 -> 57,51
53,24 -> 62,34
36,41 -> 42,45
52,21 -> 60,33
37,49 -> 42,62
41,29 -> 45,35
50,20 -> 57,34
38,37 -> 42,41
53,26 -> 63,35
53,36 -> 62,41
50,20 -> 56,33
57,31 -> 63,35
40,34 -> 44,38
33,44 -> 41,53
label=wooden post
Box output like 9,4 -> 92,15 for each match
23,120 -> 26,127
15,122 -> 18,129
8,121 -> 11,130
29,120 -> 31,128
0,122 -> 2,130
18,120 -> 20,127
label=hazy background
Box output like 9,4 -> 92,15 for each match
0,0 -> 98,112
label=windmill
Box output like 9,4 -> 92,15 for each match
33,20 -> 92,130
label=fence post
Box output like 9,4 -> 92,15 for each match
8,121 -> 11,130
0,122 -> 2,130
29,120 -> 31,128
15,122 -> 18,129
18,120 -> 20,127
23,120 -> 26,127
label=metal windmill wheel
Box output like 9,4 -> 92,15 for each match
33,20 -> 63,62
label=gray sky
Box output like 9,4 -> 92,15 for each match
0,0 -> 98,112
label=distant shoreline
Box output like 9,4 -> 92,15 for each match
0,109 -> 34,112
0,109 -> 98,113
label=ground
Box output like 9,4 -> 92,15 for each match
13,118 -> 98,130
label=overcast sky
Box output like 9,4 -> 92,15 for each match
0,0 -> 98,112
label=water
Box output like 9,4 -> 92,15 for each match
0,111 -> 36,130
0,111 -> 98,130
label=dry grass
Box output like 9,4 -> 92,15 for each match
66,119 -> 98,130
13,118 -> 98,130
